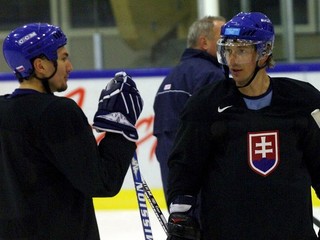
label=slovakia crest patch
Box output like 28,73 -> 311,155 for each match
248,130 -> 280,177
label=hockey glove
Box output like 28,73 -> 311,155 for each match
93,71 -> 143,142
167,195 -> 201,240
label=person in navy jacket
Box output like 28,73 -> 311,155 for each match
153,16 -> 226,206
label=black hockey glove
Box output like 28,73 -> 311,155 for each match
93,71 -> 143,142
167,213 -> 201,240
166,195 -> 201,240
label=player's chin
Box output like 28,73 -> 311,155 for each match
56,83 -> 68,92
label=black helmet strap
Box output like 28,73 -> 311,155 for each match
236,56 -> 270,89
34,60 -> 58,94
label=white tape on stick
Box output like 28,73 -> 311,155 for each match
311,109 -> 320,128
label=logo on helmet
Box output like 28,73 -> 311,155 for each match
224,28 -> 241,36
261,18 -> 271,23
16,65 -> 25,72
18,32 -> 37,46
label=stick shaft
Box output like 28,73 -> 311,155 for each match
131,153 -> 153,240
142,178 -> 168,235
314,216 -> 320,228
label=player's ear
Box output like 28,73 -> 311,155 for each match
258,53 -> 270,67
33,57 -> 46,73
258,56 -> 268,67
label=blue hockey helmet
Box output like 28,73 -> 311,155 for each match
3,23 -> 67,79
217,12 -> 275,65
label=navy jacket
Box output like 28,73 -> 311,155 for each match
153,48 -> 225,200
153,48 -> 225,136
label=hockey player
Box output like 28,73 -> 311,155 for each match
0,23 -> 142,239
166,12 -> 320,240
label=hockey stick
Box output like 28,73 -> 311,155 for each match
130,152 -> 153,240
314,216 -> 320,228
142,176 -> 168,235
131,152 -> 168,235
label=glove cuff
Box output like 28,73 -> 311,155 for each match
93,121 -> 138,142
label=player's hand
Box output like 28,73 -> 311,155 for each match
166,235 -> 189,240
93,71 -> 143,141
167,212 -> 201,240
167,195 -> 201,240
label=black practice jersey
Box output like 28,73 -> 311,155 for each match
0,90 -> 135,239
167,77 -> 320,240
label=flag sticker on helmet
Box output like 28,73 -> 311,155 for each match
16,65 -> 25,73
18,32 -> 37,45
224,28 -> 240,36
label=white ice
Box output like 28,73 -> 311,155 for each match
96,209 -> 169,240
96,208 -> 320,240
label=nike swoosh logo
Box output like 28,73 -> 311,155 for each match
218,105 -> 233,113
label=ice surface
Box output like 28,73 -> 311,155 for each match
96,208 -> 320,240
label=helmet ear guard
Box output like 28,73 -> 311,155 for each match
257,41 -> 273,57
2,23 -> 67,79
